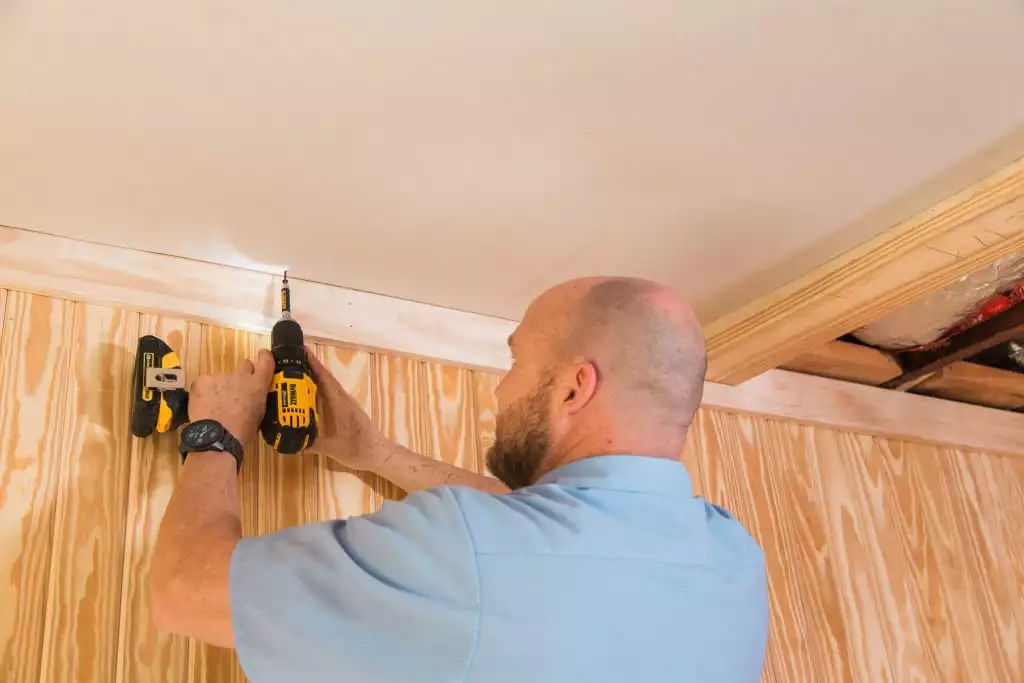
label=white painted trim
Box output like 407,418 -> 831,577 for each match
0,225 -> 516,370
4,225 -> 1023,456
702,369 -> 1024,456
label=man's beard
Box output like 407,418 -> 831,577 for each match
485,379 -> 553,490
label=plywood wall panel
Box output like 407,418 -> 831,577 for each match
313,344 -> 376,521
993,455 -> 1024,615
809,429 -> 932,683
3,290 -> 1024,683
0,293 -> 77,682
257,443 -> 318,534
697,410 -> 850,682
888,442 -> 1002,682
373,354 -> 428,503
470,371 -> 501,476
37,304 -> 139,683
945,448 -> 1024,682
114,316 -> 201,683
422,362 -> 477,473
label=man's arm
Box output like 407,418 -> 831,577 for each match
358,439 -> 509,495
150,353 -> 275,648
310,352 -> 509,495
151,452 -> 240,647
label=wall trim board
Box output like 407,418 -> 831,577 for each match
0,225 -> 516,371
703,155 -> 1024,385
4,224 -> 1024,456
701,369 -> 1024,457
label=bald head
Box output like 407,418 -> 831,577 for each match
488,277 -> 706,489
551,277 -> 706,427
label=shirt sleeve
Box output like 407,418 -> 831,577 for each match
229,487 -> 480,683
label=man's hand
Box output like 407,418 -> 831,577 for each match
189,350 -> 275,444
307,350 -> 387,471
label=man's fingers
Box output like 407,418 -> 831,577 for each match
234,358 -> 255,376
254,349 -> 275,385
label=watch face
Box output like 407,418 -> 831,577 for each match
184,420 -> 223,449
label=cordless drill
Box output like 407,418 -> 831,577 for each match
260,271 -> 319,454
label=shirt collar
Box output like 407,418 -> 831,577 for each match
536,455 -> 693,498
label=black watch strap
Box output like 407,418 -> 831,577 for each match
179,419 -> 245,472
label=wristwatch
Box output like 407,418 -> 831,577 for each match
179,419 -> 245,471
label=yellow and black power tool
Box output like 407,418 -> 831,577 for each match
130,272 -> 318,455
131,335 -> 190,437
260,271 -> 319,454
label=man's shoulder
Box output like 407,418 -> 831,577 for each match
430,483 -> 591,551
440,484 -> 765,574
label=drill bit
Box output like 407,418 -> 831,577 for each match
281,270 -> 293,321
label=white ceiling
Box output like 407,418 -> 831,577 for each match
2,1 -> 1024,322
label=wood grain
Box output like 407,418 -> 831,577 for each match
780,340 -> 901,385
882,441 -> 1004,682
944,448 -> 1024,682
314,344 -> 377,521
373,354 -> 429,503
786,340 -> 1024,411
702,369 -> 1024,457
3,290 -> 1024,683
991,454 -> 1024,656
809,428 -> 944,682
188,325 -> 263,683
704,155 -> 1024,384
0,293 -> 77,682
38,304 -> 140,683
696,411 -> 850,682
470,371 -> 501,477
912,361 -> 1024,410
421,362 -> 477,473
114,316 -> 201,683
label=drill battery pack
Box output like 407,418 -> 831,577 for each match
131,335 -> 190,437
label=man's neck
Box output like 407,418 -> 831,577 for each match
536,431 -> 687,482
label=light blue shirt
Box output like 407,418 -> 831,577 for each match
230,455 -> 769,682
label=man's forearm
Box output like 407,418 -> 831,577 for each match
329,440 -> 509,495
151,452 -> 241,648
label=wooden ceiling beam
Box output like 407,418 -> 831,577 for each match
913,362 -> 1024,410
704,155 -> 1024,385
781,340 -> 901,385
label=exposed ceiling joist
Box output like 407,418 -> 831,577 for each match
883,303 -> 1024,390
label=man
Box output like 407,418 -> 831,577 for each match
151,277 -> 769,682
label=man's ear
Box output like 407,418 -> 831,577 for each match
561,360 -> 599,415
